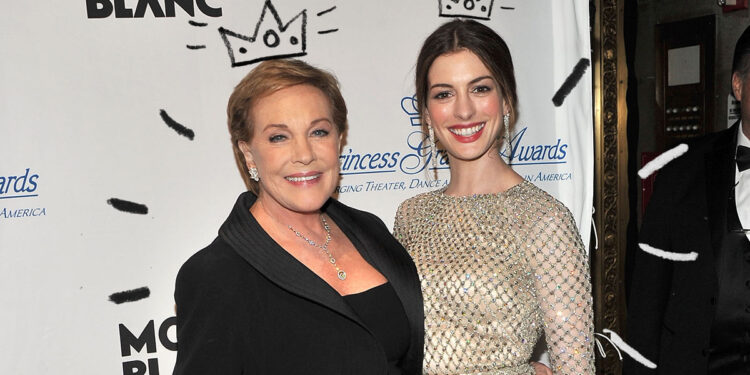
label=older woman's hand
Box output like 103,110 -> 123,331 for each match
531,362 -> 553,375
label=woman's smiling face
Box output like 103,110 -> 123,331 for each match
239,84 -> 341,214
425,49 -> 508,162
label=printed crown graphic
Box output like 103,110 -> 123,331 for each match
219,0 -> 307,67
401,96 -> 422,127
438,0 -> 494,20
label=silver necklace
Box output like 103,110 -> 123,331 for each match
288,216 -> 347,281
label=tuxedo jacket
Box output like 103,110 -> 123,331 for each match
624,123 -> 740,374
173,192 -> 424,375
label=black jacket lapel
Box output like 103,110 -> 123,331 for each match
327,199 -> 424,318
327,201 -> 417,298
326,200 -> 425,369
218,192 -> 365,327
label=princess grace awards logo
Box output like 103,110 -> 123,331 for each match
0,168 -> 46,220
334,95 -> 574,194
334,96 -> 449,194
505,128 -> 573,182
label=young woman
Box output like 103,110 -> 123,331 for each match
394,19 -> 595,375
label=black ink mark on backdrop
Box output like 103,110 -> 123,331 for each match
187,20 -> 208,49
317,6 -> 336,16
187,1 -> 337,67
160,109 -> 195,140
500,6 -> 515,10
316,6 -> 338,35
109,287 -> 150,304
552,58 -> 590,107
218,0 -> 308,67
438,0 -> 493,20
107,198 -> 149,215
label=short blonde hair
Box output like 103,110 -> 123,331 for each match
227,59 -> 348,192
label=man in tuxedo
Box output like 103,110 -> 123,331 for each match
625,26 -> 750,374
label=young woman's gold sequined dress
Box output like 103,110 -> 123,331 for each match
394,180 -> 595,375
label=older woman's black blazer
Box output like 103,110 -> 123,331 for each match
173,192 -> 424,375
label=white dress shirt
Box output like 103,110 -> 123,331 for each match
735,123 -> 750,241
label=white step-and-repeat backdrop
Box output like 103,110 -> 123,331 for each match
0,1 -> 592,373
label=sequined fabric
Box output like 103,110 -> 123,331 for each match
394,181 -> 595,375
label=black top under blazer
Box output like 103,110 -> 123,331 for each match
173,192 -> 424,374
624,123 -> 739,374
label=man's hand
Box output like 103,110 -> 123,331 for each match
531,362 -> 553,375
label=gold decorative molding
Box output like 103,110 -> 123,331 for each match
591,0 -> 628,374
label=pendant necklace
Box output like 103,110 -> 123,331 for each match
288,215 -> 347,281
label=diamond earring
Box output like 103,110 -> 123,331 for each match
428,125 -> 438,170
249,167 -> 259,182
503,113 -> 512,163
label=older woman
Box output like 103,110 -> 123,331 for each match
173,59 -> 423,374
394,20 -> 595,375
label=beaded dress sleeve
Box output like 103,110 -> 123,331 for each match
517,196 -> 595,375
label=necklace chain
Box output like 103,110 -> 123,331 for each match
288,216 -> 347,281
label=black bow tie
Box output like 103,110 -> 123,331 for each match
739,145 -> 750,172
